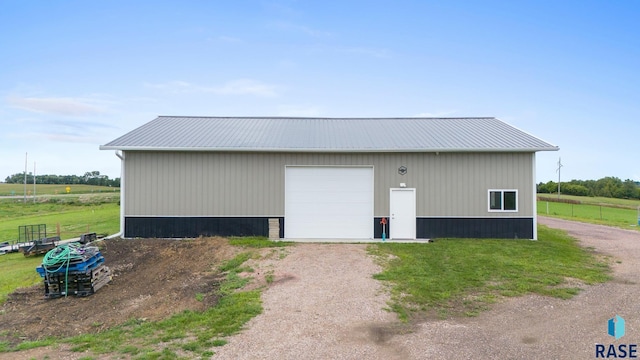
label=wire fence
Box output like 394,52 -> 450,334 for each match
538,201 -> 640,228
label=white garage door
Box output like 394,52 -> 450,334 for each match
285,166 -> 374,239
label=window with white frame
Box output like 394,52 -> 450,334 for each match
488,190 -> 518,212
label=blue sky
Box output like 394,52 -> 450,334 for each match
1,1 -> 638,182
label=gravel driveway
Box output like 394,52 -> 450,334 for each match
214,244 -> 403,359
216,218 -> 640,359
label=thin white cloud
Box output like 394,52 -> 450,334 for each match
146,79 -> 278,97
5,115 -> 119,145
6,96 -> 106,116
45,133 -> 102,144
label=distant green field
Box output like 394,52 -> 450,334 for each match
538,200 -> 640,229
0,183 -> 119,196
0,198 -> 120,242
538,194 -> 640,209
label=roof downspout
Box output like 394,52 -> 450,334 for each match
532,152 -> 538,240
115,150 -> 125,237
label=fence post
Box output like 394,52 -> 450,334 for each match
600,206 -> 602,220
56,223 -> 61,237
546,202 -> 549,214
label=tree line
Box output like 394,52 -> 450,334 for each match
4,171 -> 120,187
537,177 -> 640,200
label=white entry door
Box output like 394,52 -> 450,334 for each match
390,188 -> 416,239
285,166 -> 374,239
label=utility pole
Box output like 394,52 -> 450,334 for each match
23,152 -> 27,203
33,161 -> 36,203
556,157 -> 563,200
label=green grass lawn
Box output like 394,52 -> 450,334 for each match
0,184 -> 119,196
0,253 -> 43,304
370,225 -> 611,320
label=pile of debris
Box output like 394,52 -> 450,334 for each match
36,243 -> 112,298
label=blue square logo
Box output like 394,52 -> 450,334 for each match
608,315 -> 625,340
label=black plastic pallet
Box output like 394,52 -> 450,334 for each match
43,265 -> 112,298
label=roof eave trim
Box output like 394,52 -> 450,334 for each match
99,145 -> 560,152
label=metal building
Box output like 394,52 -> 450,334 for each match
100,116 -> 558,240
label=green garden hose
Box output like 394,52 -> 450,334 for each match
42,243 -> 98,297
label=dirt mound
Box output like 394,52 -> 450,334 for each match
0,237 -> 242,345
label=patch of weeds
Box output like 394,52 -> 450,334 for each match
265,270 -> 275,284
67,328 -> 127,353
218,253 -> 252,272
15,338 -> 55,351
195,293 -> 205,302
464,310 -> 482,317
120,344 -> 141,355
159,329 -> 186,342
217,252 -> 254,294
219,272 -> 250,294
136,347 -> 178,359
181,341 -> 201,352
210,339 -> 226,347
436,308 -> 449,320
69,342 -> 92,352
228,237 -> 291,248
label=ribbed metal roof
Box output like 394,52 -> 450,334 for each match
100,116 -> 559,152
